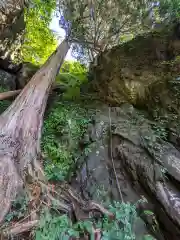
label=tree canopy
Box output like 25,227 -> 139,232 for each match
15,0 -> 180,65
57,0 -> 179,63
58,0 -> 150,62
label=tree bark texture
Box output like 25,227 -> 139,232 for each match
0,39 -> 70,223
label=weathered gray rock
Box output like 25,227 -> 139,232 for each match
0,0 -> 26,61
72,103 -> 180,239
16,62 -> 39,88
71,105 -> 158,239
0,69 -> 16,90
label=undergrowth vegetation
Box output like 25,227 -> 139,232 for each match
34,199 -> 156,240
41,61 -> 90,181
42,101 -> 89,181
35,202 -> 140,240
57,61 -> 88,100
3,192 -> 29,226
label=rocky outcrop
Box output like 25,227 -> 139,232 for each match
0,60 -> 39,90
0,0 -> 26,61
0,69 -> 16,90
71,103 -> 180,239
16,62 -> 39,88
90,23 -> 180,111
71,23 -> 180,240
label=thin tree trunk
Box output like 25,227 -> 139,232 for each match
0,89 -> 21,100
0,39 -> 70,223
0,83 -> 68,101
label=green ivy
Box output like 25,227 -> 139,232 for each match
56,61 -> 88,101
35,209 -> 79,240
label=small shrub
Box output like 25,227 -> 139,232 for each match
100,201 -> 137,240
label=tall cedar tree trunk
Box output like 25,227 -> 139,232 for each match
0,39 -> 70,223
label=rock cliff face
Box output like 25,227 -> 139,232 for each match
90,23 -> 180,112
71,104 -> 180,239
0,0 -> 26,60
71,23 -> 180,239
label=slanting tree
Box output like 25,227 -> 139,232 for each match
0,39 -> 70,223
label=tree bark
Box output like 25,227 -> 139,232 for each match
0,39 -> 70,223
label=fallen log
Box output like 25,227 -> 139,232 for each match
0,84 -> 68,101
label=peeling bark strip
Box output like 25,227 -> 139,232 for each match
0,40 -> 70,223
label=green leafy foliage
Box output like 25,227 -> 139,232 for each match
100,201 -> 138,240
42,101 -> 89,181
3,193 -> 29,226
35,201 -> 138,240
35,209 -> 79,240
159,0 -> 180,20
56,61 -> 88,100
35,200 -> 155,240
59,0 -> 151,62
22,0 -> 57,65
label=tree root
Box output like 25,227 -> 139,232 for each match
0,180 -> 114,238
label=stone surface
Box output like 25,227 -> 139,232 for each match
16,62 -> 39,88
0,0 -> 25,61
0,69 -> 16,90
71,103 -> 180,239
89,24 -> 180,112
